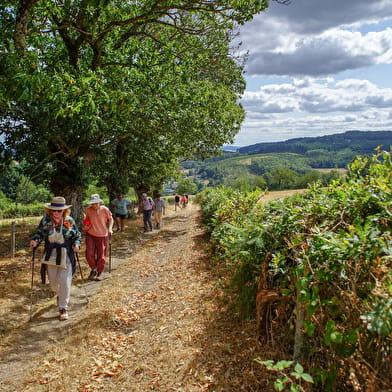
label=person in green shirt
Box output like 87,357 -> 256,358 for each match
111,193 -> 132,232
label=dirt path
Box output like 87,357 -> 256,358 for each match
0,203 -> 270,392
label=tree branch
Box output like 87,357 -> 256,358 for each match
14,0 -> 41,53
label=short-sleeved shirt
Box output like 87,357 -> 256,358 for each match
84,205 -> 112,237
154,199 -> 165,213
140,197 -> 154,211
111,198 -> 132,215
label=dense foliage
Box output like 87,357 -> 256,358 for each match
0,0 -> 267,219
0,201 -> 43,220
198,151 -> 392,391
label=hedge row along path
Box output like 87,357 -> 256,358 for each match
0,202 -> 272,392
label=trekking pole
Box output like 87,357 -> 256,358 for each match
75,252 -> 89,305
29,247 -> 36,321
109,235 -> 112,273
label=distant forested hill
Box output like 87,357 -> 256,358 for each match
182,130 -> 392,192
238,130 -> 392,155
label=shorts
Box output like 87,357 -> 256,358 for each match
115,213 -> 127,219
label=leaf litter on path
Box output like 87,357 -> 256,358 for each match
0,203 -> 273,392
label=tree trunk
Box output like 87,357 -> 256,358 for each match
51,184 -> 85,227
15,0 -> 39,53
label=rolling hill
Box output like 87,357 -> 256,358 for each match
237,130 -> 392,155
183,130 -> 392,190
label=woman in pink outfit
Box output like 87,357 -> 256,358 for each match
83,194 -> 113,281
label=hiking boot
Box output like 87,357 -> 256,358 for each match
59,308 -> 68,321
87,270 -> 97,280
95,272 -> 103,281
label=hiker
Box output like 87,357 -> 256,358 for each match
153,193 -> 165,229
174,193 -> 180,211
30,196 -> 81,321
83,194 -> 113,281
139,193 -> 155,232
111,193 -> 132,232
181,194 -> 187,208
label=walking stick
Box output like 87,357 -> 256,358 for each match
75,251 -> 84,281
109,235 -> 112,273
29,247 -> 36,321
75,252 -> 89,305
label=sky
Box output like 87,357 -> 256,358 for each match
232,0 -> 392,146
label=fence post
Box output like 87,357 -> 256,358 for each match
11,221 -> 16,258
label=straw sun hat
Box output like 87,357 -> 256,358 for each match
45,196 -> 72,210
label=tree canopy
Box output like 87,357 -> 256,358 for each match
0,0 -> 269,219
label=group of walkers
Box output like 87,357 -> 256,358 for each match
30,195 -> 113,321
138,193 -> 166,232
174,193 -> 188,210
111,192 -> 167,233
29,191 -> 169,321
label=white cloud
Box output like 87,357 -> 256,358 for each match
234,77 -> 392,146
231,1 -> 392,146
242,78 -> 392,115
236,1 -> 392,77
245,28 -> 392,77
249,0 -> 392,36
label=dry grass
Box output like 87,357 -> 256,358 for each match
0,216 -> 41,227
314,168 -> 348,174
259,189 -> 307,204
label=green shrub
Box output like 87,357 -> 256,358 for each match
15,176 -> 53,204
0,202 -> 44,219
199,150 -> 392,391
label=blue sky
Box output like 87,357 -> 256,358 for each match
233,0 -> 392,146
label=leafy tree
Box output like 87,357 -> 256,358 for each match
231,177 -> 251,192
0,0 -> 268,220
15,176 -> 42,204
15,176 -> 52,204
264,168 -> 298,190
294,170 -> 321,189
320,169 -> 343,186
0,161 -> 24,200
175,177 -> 198,196
253,175 -> 267,189
0,189 -> 9,209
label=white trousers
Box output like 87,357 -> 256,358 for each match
47,258 -> 73,309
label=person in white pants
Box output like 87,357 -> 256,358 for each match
30,196 -> 81,321
47,259 -> 73,311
